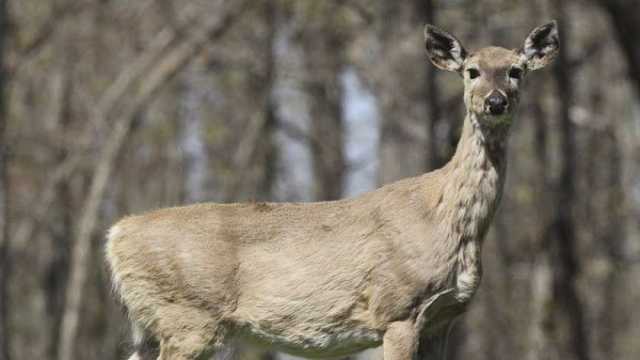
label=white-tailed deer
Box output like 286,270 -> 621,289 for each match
106,21 -> 559,360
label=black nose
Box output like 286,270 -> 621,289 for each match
485,92 -> 508,115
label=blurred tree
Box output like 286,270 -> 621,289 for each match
548,4 -> 590,360
255,0 -> 279,202
527,53 -> 554,360
0,0 -> 9,358
44,39 -> 74,360
597,128 -> 624,358
415,0 -> 447,170
375,1 -> 427,185
596,0 -> 640,98
2,1 -> 640,359
299,2 -> 348,201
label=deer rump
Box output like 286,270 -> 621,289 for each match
106,181 -> 442,358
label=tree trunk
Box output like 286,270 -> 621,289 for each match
0,0 -> 10,358
375,2 -> 426,185
415,0 -> 446,170
45,74 -> 74,360
301,5 -> 347,201
257,0 -> 279,201
596,0 -> 640,98
598,128 -> 623,358
179,66 -> 209,203
44,12 -> 78,357
308,80 -> 345,201
527,72 -> 556,360
549,3 -> 590,360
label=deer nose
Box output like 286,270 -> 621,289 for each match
485,91 -> 508,115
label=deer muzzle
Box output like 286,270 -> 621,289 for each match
484,90 -> 508,115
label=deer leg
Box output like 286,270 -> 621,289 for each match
157,336 -> 214,360
416,320 -> 456,360
413,289 -> 466,360
154,315 -> 227,360
383,321 -> 419,360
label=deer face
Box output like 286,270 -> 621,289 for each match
424,22 -> 559,126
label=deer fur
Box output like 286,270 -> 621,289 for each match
106,21 -> 559,360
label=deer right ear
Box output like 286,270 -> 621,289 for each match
424,25 -> 467,73
520,21 -> 559,71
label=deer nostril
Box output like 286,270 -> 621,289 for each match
485,92 -> 508,115
487,96 -> 506,107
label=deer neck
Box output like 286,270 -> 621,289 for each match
427,112 -> 509,302
438,112 -> 509,242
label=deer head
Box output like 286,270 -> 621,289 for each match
424,21 -> 559,129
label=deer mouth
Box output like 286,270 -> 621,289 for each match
482,112 -> 513,128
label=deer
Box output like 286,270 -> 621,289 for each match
106,21 -> 559,360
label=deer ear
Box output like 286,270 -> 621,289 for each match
520,21 -> 560,71
424,25 -> 467,73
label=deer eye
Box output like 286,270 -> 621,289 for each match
467,68 -> 480,79
508,67 -> 523,79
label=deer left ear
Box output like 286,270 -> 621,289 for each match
520,20 -> 560,71
424,25 -> 467,73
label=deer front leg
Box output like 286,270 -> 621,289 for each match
413,289 -> 466,360
383,321 -> 419,360
416,321 -> 455,360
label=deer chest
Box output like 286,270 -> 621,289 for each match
453,239 -> 483,304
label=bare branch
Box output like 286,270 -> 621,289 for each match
8,2 -> 91,75
12,152 -> 84,252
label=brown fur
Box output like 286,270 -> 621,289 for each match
106,22 -> 558,360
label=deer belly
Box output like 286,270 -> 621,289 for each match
237,318 -> 383,358
232,294 -> 382,358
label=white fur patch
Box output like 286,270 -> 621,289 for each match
105,223 -> 124,299
107,223 -> 123,241
126,353 -> 141,360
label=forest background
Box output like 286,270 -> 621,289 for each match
1,0 -> 640,359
